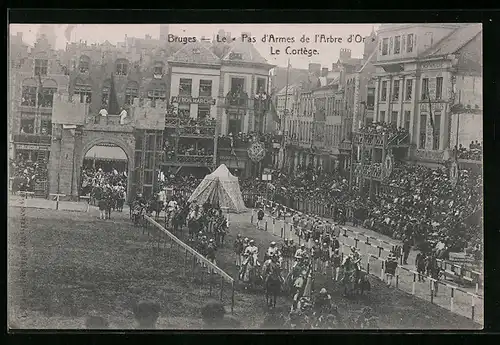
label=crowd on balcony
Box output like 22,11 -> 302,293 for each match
176,144 -> 214,156
359,164 -> 482,255
166,106 -> 217,128
9,156 -> 49,193
226,86 -> 249,107
218,132 -> 283,150
456,141 -> 482,161
356,122 -> 409,144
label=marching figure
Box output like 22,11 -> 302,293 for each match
234,234 -> 244,267
385,252 -> 398,287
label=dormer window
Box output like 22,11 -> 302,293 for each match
115,59 -> 128,76
229,52 -> 242,60
79,55 -> 90,73
153,62 -> 164,79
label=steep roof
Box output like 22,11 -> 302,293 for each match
168,41 -> 221,66
422,24 -> 482,58
277,83 -> 302,96
222,41 -> 269,65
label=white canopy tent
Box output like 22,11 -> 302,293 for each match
188,164 -> 246,213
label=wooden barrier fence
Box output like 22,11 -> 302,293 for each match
143,215 -> 235,313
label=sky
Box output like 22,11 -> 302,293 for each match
9,24 -> 380,70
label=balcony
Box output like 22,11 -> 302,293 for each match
253,92 -> 270,113
163,154 -> 214,167
85,115 -> 134,133
339,141 -> 352,151
13,134 -> 51,145
352,131 -> 410,148
165,116 -> 217,137
223,91 -> 249,109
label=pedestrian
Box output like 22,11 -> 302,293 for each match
402,236 -> 412,265
385,253 -> 398,287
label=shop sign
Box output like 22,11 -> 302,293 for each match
171,96 -> 216,105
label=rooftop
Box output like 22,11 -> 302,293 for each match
222,41 -> 270,66
422,24 -> 482,58
168,41 -> 221,66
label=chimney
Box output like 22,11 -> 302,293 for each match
308,63 -> 321,76
321,67 -> 329,77
339,48 -> 352,62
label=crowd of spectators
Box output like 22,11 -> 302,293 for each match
456,141 -> 482,161
356,122 -> 410,144
80,167 -> 127,197
218,132 -> 282,150
176,144 -> 214,156
9,155 -> 48,193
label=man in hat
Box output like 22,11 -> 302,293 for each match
132,300 -> 161,329
402,236 -> 412,265
257,207 -> 265,230
314,287 -> 332,315
311,240 -> 322,272
292,269 -> 308,310
293,244 -> 307,268
331,249 -> 342,281
385,252 -> 398,287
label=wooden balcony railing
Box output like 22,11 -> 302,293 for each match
13,134 -> 52,145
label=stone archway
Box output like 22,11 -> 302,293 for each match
79,134 -> 135,203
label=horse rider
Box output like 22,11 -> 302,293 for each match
311,240 -> 322,272
206,239 -> 217,266
293,244 -> 308,268
385,252 -> 398,287
313,288 -> 332,315
292,270 -> 308,310
265,242 -> 280,261
344,246 -> 361,271
320,242 -> 331,275
330,234 -> 340,253
234,234 -> 245,267
243,240 -> 259,265
262,254 -> 283,294
331,248 -> 342,281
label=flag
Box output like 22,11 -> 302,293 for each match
426,86 -> 435,134
37,73 -> 44,108
268,95 -> 280,124
64,25 -> 77,42
107,73 -> 120,115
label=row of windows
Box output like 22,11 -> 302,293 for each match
78,55 -> 165,77
178,78 -> 213,97
288,120 -> 342,146
379,77 -> 443,102
380,33 -> 415,56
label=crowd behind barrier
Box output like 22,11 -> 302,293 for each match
218,132 -> 283,150
253,199 -> 483,324
9,156 -> 49,193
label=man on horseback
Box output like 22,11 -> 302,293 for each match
293,244 -> 308,269
234,234 -> 244,267
291,269 -> 308,310
239,240 -> 260,289
313,288 -> 332,316
262,254 -> 283,308
340,247 -> 361,296
265,242 -> 280,261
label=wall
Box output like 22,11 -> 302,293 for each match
170,65 -> 220,119
52,92 -> 89,125
449,112 -> 483,149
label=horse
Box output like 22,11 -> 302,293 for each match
339,257 -> 361,297
240,254 -> 261,290
132,204 -> 146,226
147,199 -> 164,220
263,261 -> 283,308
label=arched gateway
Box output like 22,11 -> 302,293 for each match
48,93 -> 165,202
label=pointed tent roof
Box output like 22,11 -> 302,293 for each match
168,41 -> 221,66
222,41 -> 269,65
188,164 -> 246,213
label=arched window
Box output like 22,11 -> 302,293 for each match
21,78 -> 38,106
73,77 -> 92,104
101,79 -> 111,107
115,59 -> 129,76
147,82 -> 166,107
79,55 -> 90,73
40,79 -> 58,108
125,81 -> 139,105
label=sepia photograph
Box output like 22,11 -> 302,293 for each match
7,22 -> 483,330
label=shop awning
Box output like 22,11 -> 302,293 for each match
85,145 -> 127,161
